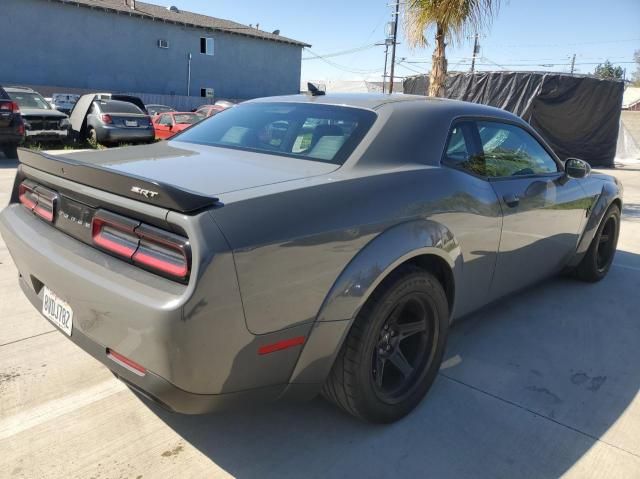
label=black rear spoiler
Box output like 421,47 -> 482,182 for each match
17,148 -> 220,213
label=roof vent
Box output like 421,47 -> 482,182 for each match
167,5 -> 180,13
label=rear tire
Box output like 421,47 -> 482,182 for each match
2,145 -> 18,159
322,265 -> 449,423
574,204 -> 620,282
87,128 -> 99,148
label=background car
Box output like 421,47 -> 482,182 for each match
51,93 -> 80,115
195,103 -> 228,118
5,86 -> 69,144
84,99 -> 154,146
0,85 -> 25,158
152,112 -> 201,139
146,104 -> 176,117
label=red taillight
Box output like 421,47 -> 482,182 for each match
92,211 -> 140,260
17,123 -> 25,136
91,210 -> 191,281
18,181 -> 38,210
106,348 -> 146,376
101,114 -> 113,124
18,180 -> 58,222
0,101 -> 20,113
132,224 -> 190,279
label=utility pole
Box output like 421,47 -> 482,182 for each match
388,1 -> 400,93
570,53 -> 576,75
382,42 -> 390,93
470,34 -> 479,73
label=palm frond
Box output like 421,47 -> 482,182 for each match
403,0 -> 501,48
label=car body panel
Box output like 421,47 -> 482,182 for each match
153,112 -> 201,140
0,93 -> 623,414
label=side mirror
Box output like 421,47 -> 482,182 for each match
564,158 -> 591,179
168,124 -> 173,130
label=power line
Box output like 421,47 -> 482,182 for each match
302,43 -> 379,61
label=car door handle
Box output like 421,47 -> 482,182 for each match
503,193 -> 520,208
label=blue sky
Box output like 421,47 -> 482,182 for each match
176,0 -> 639,81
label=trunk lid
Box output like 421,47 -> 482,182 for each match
17,140 -> 337,212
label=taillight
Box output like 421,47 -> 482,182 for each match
101,114 -> 113,124
91,210 -> 140,260
18,180 -> 58,222
91,210 -> 191,281
133,224 -> 190,279
0,101 -> 20,113
17,123 -> 25,135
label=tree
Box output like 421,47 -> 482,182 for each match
403,0 -> 501,97
593,60 -> 624,81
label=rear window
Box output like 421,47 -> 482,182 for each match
176,102 -> 377,164
97,101 -> 143,114
174,114 -> 200,125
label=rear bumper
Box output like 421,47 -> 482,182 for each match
98,126 -> 154,143
0,202 -> 323,413
0,128 -> 24,146
18,275 -> 312,414
26,129 -> 68,142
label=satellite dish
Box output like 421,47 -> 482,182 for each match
167,5 -> 180,13
272,29 -> 280,35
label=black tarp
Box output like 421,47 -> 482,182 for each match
403,72 -> 624,166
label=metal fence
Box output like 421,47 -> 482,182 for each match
123,92 -> 216,111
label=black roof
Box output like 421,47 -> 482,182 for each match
52,0 -> 310,47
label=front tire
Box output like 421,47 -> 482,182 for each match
574,204 -> 620,282
322,265 -> 449,423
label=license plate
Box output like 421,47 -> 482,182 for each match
42,287 -> 73,336
125,120 -> 138,127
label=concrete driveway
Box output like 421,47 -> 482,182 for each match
1,155 -> 639,478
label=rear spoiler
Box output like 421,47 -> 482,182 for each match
17,148 -> 220,213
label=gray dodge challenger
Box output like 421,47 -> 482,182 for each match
0,93 -> 622,423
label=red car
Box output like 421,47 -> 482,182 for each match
152,112 -> 201,140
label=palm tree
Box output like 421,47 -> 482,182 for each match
403,0 -> 501,97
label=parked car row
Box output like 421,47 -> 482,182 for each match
0,84 -> 236,154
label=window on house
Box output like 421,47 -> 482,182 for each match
200,88 -> 214,98
200,37 -> 214,55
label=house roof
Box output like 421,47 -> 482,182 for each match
623,87 -> 640,109
53,0 -> 310,47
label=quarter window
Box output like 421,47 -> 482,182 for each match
477,121 -> 558,177
443,122 -> 484,176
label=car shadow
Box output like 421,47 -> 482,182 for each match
142,248 -> 640,478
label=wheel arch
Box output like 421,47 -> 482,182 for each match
288,219 -> 461,386
569,180 -> 623,268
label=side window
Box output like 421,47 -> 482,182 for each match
477,121 -> 558,177
443,122 -> 485,176
159,114 -> 172,126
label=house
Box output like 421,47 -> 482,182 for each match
622,87 -> 640,111
1,0 -> 310,100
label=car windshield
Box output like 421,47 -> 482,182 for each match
174,114 -> 200,125
98,101 -> 143,114
9,91 -> 52,110
177,102 -> 377,164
